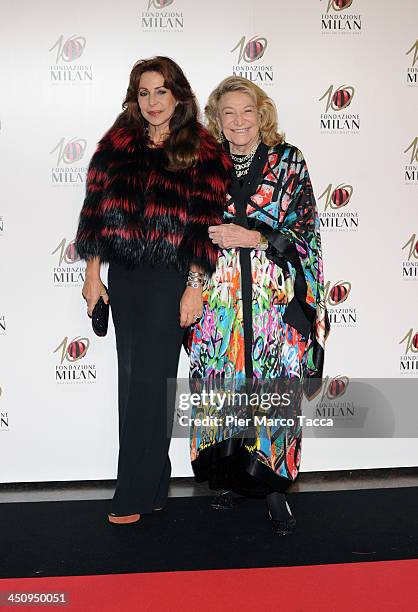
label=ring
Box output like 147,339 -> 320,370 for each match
193,314 -> 200,321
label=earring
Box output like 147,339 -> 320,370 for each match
219,131 -> 225,143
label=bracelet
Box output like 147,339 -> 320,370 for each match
188,271 -> 205,279
187,280 -> 202,288
187,270 -> 205,288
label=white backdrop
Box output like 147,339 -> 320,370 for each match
0,0 -> 417,482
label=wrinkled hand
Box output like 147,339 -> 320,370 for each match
208,223 -> 260,249
180,286 -> 203,328
82,277 -> 109,317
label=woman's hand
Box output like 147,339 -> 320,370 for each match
180,286 -> 203,328
82,274 -> 109,317
208,223 -> 261,249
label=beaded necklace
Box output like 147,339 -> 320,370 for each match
230,138 -> 261,178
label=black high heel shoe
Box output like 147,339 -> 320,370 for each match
268,513 -> 297,536
266,492 -> 296,536
210,490 -> 246,510
211,491 -> 235,510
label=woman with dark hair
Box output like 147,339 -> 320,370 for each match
75,56 -> 231,524
187,76 -> 329,535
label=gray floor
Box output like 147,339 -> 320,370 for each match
1,467 -> 417,503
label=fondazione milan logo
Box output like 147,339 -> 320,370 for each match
49,35 -> 92,82
319,85 -> 359,134
399,329 -> 418,374
50,138 -> 88,185
311,375 -> 356,425
54,336 -> 97,383
324,281 -> 357,327
51,239 -> 85,287
406,40 -> 418,86
231,35 -> 273,84
231,36 -> 268,64
318,183 -> 358,231
403,137 -> 418,184
401,234 -> 418,280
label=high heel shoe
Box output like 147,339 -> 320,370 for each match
108,512 -> 140,524
266,492 -> 296,536
268,512 -> 297,536
211,491 -> 235,510
210,490 -> 246,510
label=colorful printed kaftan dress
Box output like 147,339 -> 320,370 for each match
186,142 -> 329,495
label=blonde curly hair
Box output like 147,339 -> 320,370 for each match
205,76 -> 284,147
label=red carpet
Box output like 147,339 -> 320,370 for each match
0,559 -> 417,611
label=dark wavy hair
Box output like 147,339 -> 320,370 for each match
113,56 -> 200,171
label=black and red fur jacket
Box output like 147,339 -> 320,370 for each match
75,124 -> 232,274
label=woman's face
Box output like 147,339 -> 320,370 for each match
217,91 -> 260,153
137,71 -> 177,129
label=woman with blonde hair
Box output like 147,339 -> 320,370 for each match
186,76 -> 329,535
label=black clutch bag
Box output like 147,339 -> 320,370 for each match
91,286 -> 109,337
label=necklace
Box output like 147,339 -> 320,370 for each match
145,125 -> 169,147
230,138 -> 261,178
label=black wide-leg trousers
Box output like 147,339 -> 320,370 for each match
107,260 -> 186,515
